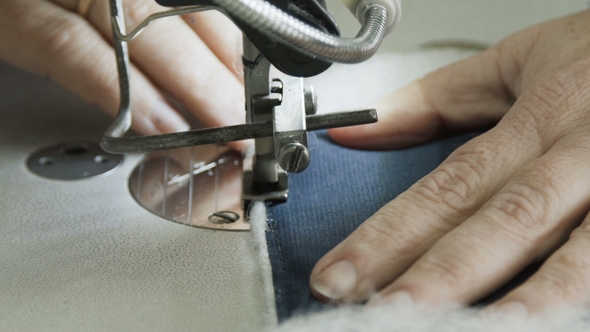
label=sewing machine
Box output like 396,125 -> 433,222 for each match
97,0 -> 400,230
2,0 -> 585,331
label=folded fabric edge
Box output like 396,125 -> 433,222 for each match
249,201 -> 279,327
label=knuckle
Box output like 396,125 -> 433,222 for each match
529,78 -> 569,112
511,97 -> 548,146
502,107 -> 544,148
526,70 -> 580,117
484,180 -> 558,242
411,146 -> 489,218
357,208 -> 422,258
416,167 -> 470,213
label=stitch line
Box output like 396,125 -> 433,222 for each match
266,202 -> 288,314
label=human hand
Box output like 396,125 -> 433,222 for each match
0,0 -> 244,144
310,9 -> 590,315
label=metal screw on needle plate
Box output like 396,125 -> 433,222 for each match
208,211 -> 240,224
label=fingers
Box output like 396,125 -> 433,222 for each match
327,47 -> 515,150
311,123 -> 590,306
374,132 -> 590,305
491,210 -> 590,315
86,0 -> 246,130
310,122 -> 544,303
182,11 -> 243,82
310,61 -> 590,303
0,1 -> 188,135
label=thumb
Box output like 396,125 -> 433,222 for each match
328,48 -> 516,150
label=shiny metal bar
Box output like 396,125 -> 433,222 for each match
101,109 -> 377,153
105,0 -> 131,139
111,6 -> 213,42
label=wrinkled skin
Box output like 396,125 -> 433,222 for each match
311,9 -> 590,315
0,0 -> 245,148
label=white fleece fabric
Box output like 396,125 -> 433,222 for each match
270,304 -> 590,332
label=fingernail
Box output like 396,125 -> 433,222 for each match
150,100 -> 190,133
386,291 -> 414,307
369,290 -> 414,307
494,301 -> 529,318
311,260 -> 357,301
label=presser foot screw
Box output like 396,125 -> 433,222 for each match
278,142 -> 310,173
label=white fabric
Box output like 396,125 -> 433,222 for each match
0,63 -> 272,332
271,304 -> 590,332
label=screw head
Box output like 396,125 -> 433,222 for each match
278,142 -> 310,173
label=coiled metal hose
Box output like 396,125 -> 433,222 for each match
213,0 -> 389,64
102,0 -> 390,147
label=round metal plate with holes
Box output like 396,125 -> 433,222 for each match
27,142 -> 124,180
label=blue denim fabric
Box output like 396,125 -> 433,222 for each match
266,131 -> 471,319
266,130 -> 540,321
